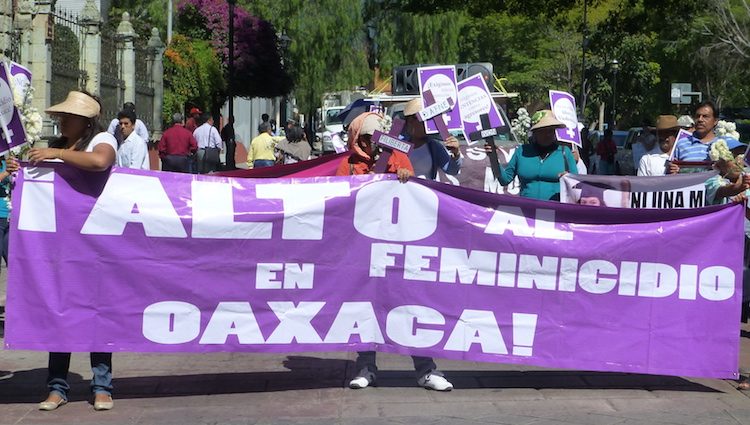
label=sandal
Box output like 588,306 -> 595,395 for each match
737,378 -> 750,391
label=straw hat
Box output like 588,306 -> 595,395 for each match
404,98 -> 423,116
45,91 -> 100,118
653,115 -> 680,131
530,110 -> 565,131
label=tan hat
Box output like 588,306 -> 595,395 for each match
45,91 -> 100,118
530,109 -> 565,131
359,114 -> 384,136
404,98 -> 423,116
653,115 -> 680,131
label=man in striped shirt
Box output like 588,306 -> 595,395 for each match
669,101 -> 730,172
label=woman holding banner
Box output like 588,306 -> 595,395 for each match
28,90 -> 117,412
495,110 -> 578,201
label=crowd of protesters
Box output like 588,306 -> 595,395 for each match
2,89 -> 750,411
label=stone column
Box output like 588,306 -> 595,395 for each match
116,12 -> 136,104
30,0 -> 54,138
0,0 -> 12,60
147,28 -> 165,141
80,0 -> 102,95
15,0 -> 34,67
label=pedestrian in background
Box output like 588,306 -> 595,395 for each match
158,113 -> 198,173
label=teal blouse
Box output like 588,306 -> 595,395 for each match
499,144 -> 578,201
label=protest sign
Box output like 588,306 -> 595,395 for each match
458,74 -> 504,143
549,90 -> 581,147
560,172 -> 717,208
418,66 -> 462,134
0,62 -> 28,154
5,165 -> 743,379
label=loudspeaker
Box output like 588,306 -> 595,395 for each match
393,63 -> 496,95
392,65 -> 422,95
456,63 -> 495,91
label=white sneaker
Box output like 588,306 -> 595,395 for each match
349,376 -> 371,389
419,374 -> 453,391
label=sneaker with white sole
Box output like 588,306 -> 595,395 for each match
349,376 -> 371,389
418,374 -> 453,391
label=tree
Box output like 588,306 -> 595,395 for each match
244,0 -> 371,130
177,0 -> 292,100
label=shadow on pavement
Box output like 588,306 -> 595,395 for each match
0,355 -> 721,403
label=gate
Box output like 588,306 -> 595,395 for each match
50,7 -> 87,107
134,45 -> 154,135
100,26 -> 124,124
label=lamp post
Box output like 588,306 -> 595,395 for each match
611,59 -> 619,128
580,0 -> 588,117
278,31 -> 291,128
226,0 -> 236,169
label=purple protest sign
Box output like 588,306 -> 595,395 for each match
418,65 -> 462,134
549,90 -> 581,147
5,165 -> 744,379
0,63 -> 29,154
7,61 -> 32,93
458,73 -> 504,143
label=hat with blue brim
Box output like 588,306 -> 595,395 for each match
725,138 -> 747,150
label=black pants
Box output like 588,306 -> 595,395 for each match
161,155 -> 190,173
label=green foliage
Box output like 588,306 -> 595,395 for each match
245,0 -> 371,116
162,35 -> 225,123
368,7 -> 467,76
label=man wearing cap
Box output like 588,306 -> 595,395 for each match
677,115 -> 695,132
158,113 -> 198,173
401,99 -> 462,180
185,107 -> 202,133
107,102 -> 149,144
637,115 -> 680,176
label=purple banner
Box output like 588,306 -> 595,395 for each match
457,74 -> 504,142
418,66 -> 462,134
0,62 -> 28,154
5,165 -> 744,379
549,90 -> 581,147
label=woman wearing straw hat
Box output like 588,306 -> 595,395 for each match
28,90 -> 118,411
494,109 -> 578,201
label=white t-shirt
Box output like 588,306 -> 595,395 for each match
87,132 -> 118,153
116,132 -> 149,169
637,152 -> 669,176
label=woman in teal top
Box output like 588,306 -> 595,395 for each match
499,110 -> 578,201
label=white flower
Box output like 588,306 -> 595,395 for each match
716,120 -> 741,140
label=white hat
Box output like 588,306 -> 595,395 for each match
677,115 -> 694,128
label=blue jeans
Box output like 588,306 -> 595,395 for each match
253,159 -> 276,168
0,217 -> 8,266
354,351 -> 439,382
47,352 -> 112,400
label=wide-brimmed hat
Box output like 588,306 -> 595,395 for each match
652,115 -> 680,132
530,110 -> 565,131
45,91 -> 100,118
404,98 -> 423,116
